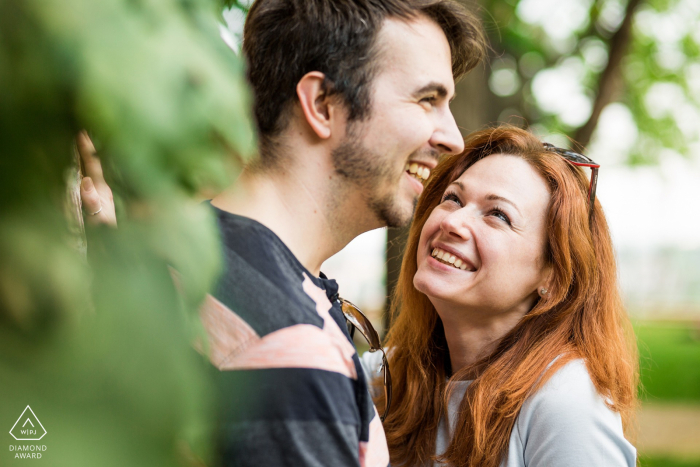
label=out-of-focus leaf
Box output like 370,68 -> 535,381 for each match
0,0 -> 253,464
477,0 -> 700,164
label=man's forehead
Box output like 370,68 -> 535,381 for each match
374,15 -> 455,95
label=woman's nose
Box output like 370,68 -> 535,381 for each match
440,210 -> 472,241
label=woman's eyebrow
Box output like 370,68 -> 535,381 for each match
486,194 -> 521,216
449,181 -> 522,216
449,180 -> 465,191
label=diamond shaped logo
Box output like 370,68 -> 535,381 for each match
9,406 -> 46,441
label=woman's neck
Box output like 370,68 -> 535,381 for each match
438,306 -> 529,374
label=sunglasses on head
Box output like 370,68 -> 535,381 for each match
339,298 -> 392,422
542,142 -> 600,221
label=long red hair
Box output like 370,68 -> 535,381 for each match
376,126 -> 638,467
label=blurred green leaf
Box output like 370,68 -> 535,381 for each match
0,0 -> 254,464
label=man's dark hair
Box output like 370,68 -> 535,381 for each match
242,0 -> 487,161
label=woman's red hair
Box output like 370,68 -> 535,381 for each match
375,126 -> 638,467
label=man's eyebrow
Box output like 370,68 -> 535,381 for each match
413,82 -> 451,100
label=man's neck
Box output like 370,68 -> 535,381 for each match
211,163 -> 378,276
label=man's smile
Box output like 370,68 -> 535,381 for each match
405,161 -> 432,182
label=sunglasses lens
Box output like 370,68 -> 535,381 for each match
381,353 -> 392,421
543,142 -> 594,164
341,301 -> 382,349
564,151 -> 593,165
542,142 -> 598,219
340,298 -> 392,421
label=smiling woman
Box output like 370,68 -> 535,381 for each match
363,126 -> 639,467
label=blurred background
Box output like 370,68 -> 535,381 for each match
321,0 -> 700,465
1,0 -> 698,465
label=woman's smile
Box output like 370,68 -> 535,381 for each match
414,153 -> 551,316
429,244 -> 476,271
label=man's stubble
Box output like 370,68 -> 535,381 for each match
330,127 -> 416,229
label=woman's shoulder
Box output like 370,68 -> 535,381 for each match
359,350 -> 385,399
509,358 -> 636,467
360,351 -> 382,375
519,358 -> 614,428
531,359 -> 598,403
360,350 -> 385,381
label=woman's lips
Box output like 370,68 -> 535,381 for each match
430,243 -> 476,271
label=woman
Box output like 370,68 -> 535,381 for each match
362,126 -> 638,467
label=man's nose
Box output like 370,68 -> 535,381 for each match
431,106 -> 465,155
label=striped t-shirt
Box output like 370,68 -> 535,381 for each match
200,205 -> 389,467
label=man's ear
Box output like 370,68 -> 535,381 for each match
296,71 -> 335,140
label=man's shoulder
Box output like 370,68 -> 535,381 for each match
211,210 -> 327,336
214,208 -> 300,284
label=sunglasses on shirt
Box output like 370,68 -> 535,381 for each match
340,298 -> 392,422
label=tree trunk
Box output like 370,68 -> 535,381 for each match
574,0 -> 644,147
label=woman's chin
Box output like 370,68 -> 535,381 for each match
414,270 -> 449,302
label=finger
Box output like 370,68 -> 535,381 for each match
77,131 -> 107,186
80,176 -> 103,218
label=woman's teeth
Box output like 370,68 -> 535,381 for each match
405,162 -> 431,181
431,247 -> 469,270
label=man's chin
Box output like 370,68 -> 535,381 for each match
372,195 -> 417,229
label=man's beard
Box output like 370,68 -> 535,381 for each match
331,132 -> 414,229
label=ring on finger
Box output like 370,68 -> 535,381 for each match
87,206 -> 103,216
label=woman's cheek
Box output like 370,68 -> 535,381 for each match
423,208 -> 445,238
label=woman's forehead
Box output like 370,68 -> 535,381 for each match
451,154 -> 551,211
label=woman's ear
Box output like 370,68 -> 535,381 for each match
296,71 -> 334,140
537,265 -> 554,298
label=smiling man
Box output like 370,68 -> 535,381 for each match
79,0 -> 486,465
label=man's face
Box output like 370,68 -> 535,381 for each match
331,15 -> 465,228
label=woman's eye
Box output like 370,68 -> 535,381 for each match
490,208 -> 511,225
441,193 -> 462,206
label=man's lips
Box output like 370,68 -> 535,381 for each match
405,161 -> 432,182
410,158 -> 437,171
404,171 -> 425,194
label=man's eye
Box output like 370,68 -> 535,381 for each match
420,96 -> 436,104
441,192 -> 462,206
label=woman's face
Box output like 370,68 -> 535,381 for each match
413,154 -> 552,319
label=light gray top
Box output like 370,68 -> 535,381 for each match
361,352 -> 636,467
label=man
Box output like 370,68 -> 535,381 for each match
79,1 -> 486,465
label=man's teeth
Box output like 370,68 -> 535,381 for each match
431,247 -> 469,270
405,162 -> 431,181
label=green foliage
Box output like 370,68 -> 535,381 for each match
222,0 -> 252,11
0,0 -> 254,465
480,0 -> 700,164
636,322 -> 700,402
641,456 -> 700,467
623,0 -> 700,163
